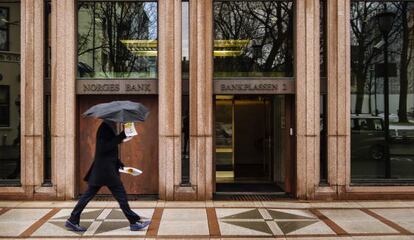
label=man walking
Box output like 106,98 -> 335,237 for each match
65,120 -> 150,232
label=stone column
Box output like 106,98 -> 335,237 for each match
52,0 -> 76,199
0,0 -> 49,199
31,0 -> 52,196
159,0 -> 213,200
20,0 -> 37,198
295,0 -> 320,199
190,0 -> 213,200
326,0 -> 351,197
173,0 -> 196,200
19,0 -> 45,198
158,0 -> 182,200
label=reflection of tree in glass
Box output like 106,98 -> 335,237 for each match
393,2 -> 413,123
351,2 -> 414,123
214,1 -> 294,77
77,2 -> 157,78
320,0 -> 327,78
351,2 -> 385,114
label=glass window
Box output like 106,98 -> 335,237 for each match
320,0 -> 328,183
0,0 -> 20,184
44,0 -> 51,185
213,0 -> 294,78
215,96 -> 234,183
0,7 -> 9,50
320,0 -> 327,79
0,86 -> 9,127
77,1 -> 158,79
181,0 -> 190,185
351,1 -> 414,181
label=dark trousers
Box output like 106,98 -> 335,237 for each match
68,184 -> 140,224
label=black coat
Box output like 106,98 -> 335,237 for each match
84,121 -> 126,186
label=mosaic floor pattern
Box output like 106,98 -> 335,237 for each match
33,208 -> 154,237
216,208 -> 334,236
0,209 -> 51,237
0,201 -> 414,239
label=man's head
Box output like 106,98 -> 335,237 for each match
103,119 -> 117,129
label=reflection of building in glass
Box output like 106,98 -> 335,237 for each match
0,1 -> 20,181
350,1 -> 414,181
77,2 -> 158,78
351,3 -> 414,118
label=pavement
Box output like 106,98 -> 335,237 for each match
1,200 -> 414,239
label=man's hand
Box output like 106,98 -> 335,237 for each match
123,136 -> 133,142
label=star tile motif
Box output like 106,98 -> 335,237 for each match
217,208 -> 334,236
54,209 -> 103,220
276,220 -> 319,234
32,208 -> 154,237
224,221 -> 273,235
222,209 -> 264,220
94,221 -> 130,235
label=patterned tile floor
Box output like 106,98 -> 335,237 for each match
0,200 -> 414,239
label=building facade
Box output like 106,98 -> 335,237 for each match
0,0 -> 414,200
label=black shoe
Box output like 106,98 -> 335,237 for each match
65,220 -> 87,232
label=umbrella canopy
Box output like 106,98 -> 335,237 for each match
83,101 -> 150,123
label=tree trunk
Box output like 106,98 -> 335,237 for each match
354,6 -> 369,114
355,71 -> 366,114
263,2 -> 283,72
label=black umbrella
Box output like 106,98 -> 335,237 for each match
83,101 -> 150,123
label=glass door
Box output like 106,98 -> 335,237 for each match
215,96 -> 234,182
233,97 -> 272,182
215,95 -> 286,193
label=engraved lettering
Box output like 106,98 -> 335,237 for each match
83,84 -> 120,92
216,81 -> 293,94
125,83 -> 152,93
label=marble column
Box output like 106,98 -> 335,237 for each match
295,0 -> 320,199
158,0 -> 182,200
326,0 -> 351,197
52,0 -> 76,199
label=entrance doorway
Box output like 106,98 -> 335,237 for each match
214,95 -> 294,194
77,95 -> 159,196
